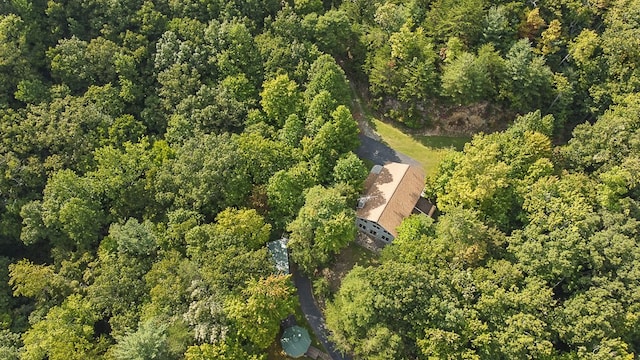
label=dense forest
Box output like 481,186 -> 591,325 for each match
0,0 -> 639,359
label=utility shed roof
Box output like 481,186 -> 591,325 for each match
356,163 -> 425,237
413,196 -> 437,217
281,326 -> 311,358
267,238 -> 289,274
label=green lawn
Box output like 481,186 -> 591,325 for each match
369,118 -> 469,176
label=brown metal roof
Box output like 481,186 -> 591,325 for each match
356,163 -> 425,237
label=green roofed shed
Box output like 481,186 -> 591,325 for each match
280,325 -> 311,358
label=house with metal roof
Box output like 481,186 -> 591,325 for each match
356,162 -> 435,244
267,237 -> 290,274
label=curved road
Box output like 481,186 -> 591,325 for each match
292,134 -> 418,360
292,268 -> 351,360
291,86 -> 419,360
356,133 -> 420,167
349,82 -> 420,167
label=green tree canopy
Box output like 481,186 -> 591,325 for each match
287,185 -> 356,274
260,73 -> 304,127
110,319 -> 171,360
21,295 -> 106,360
226,275 -> 296,348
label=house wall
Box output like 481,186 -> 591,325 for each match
355,217 -> 394,243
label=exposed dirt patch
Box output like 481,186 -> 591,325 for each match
350,79 -> 515,138
426,102 -> 514,136
319,241 -> 380,298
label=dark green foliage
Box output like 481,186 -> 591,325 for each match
500,39 -> 555,113
366,24 -> 438,126
0,257 -> 14,329
562,94 -> 640,174
279,114 -> 305,147
171,74 -> 258,136
326,262 -> 436,357
481,5 -> 518,51
287,185 -> 356,274
88,220 -> 157,336
3,0 -> 640,358
266,162 -> 317,230
304,105 -> 360,182
424,0 -> 488,46
312,9 -> 358,60
234,131 -> 298,185
327,103 -> 640,358
155,133 -> 253,219
441,45 -> 506,105
304,54 -> 351,106
0,329 -> 21,360
0,14 -> 32,106
305,90 -> 339,135
47,36 -> 120,93
332,152 -> 369,194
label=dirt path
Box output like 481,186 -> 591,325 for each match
350,82 -> 381,140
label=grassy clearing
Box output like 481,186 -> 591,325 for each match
369,118 -> 469,176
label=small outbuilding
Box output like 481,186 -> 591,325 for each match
356,162 -> 435,244
280,325 -> 311,358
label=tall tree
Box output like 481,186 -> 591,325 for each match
266,162 -> 317,230
185,338 -> 263,360
367,24 -> 438,126
500,39 -> 555,113
226,275 -> 296,349
211,208 -> 271,251
87,219 -> 157,336
440,45 -> 505,105
562,94 -> 640,174
304,54 -> 350,106
20,295 -> 106,360
424,0 -> 488,45
154,133 -> 252,219
0,14 -> 30,106
427,112 -> 554,231
110,319 -> 171,360
20,169 -> 104,258
287,185 -> 356,273
234,131 -> 298,185
304,105 -> 360,182
313,9 -> 359,61
260,73 -> 304,127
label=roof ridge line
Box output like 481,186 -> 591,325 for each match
384,164 -> 411,216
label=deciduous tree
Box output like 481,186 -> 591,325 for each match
266,162 -> 317,230
260,74 -> 304,127
21,295 -> 105,360
226,275 -> 296,348
287,185 -> 356,273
